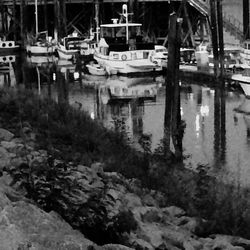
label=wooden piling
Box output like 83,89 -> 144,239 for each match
43,0 -> 48,34
53,0 -> 59,41
164,12 -> 183,160
210,0 -> 219,78
217,0 -> 224,79
243,0 -> 249,39
13,0 -> 16,41
20,0 -> 26,46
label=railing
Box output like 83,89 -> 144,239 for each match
223,13 -> 244,41
188,0 -> 209,17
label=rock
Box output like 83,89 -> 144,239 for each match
0,147 -> 11,170
142,194 -> 158,207
162,206 -> 186,218
1,141 -> 17,151
91,162 -> 104,176
124,193 -> 142,209
102,244 -> 134,250
131,238 -> 154,250
0,201 -> 97,250
0,128 -> 14,142
141,207 -> 162,223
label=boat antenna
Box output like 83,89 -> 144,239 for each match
120,4 -> 133,44
35,0 -> 38,35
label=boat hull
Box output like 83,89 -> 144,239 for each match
231,74 -> 250,97
94,53 -> 160,75
0,41 -> 20,55
57,47 -> 78,60
26,44 -> 54,56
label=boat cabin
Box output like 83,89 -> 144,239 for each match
99,22 -> 154,52
61,37 -> 85,50
243,40 -> 250,50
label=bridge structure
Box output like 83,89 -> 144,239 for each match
0,0 -> 245,47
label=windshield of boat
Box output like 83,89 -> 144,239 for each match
101,25 -> 141,40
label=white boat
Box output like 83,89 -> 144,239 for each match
231,73 -> 250,97
86,63 -> 117,76
26,0 -> 54,56
0,40 -> 20,54
56,34 -> 86,60
93,4 -> 162,75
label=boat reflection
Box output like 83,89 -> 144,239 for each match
0,54 -> 17,87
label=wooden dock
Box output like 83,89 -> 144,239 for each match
1,0 -> 181,5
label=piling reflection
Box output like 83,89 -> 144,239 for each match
214,82 -> 226,167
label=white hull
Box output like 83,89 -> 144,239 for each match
0,41 -> 19,54
94,53 -> 160,74
232,74 -> 250,97
26,44 -> 54,55
87,64 -> 106,76
57,46 -> 78,60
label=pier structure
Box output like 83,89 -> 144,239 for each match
0,0 -> 245,49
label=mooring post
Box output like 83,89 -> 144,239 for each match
60,0 -> 67,38
217,0 -> 224,80
43,0 -> 48,34
164,12 -> 177,160
13,0 -> 16,41
210,0 -> 219,78
20,0 -> 26,46
243,0 -> 250,39
53,0 -> 59,41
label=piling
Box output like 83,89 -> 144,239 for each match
210,0 -> 219,78
217,0 -> 224,80
164,12 -> 182,160
243,0 -> 249,39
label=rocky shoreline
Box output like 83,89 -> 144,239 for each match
1,126 -> 250,250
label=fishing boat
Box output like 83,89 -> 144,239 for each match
26,0 -> 54,55
94,4 -> 162,74
56,33 -> 86,60
0,40 -> 20,54
86,62 -> 117,76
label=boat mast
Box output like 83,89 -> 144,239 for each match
95,0 -> 100,42
122,4 -> 129,44
35,0 -> 38,35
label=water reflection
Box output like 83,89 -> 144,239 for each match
2,53 -> 250,187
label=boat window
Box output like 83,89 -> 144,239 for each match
114,87 -> 120,95
131,52 -> 137,60
143,51 -> 149,59
123,88 -> 128,94
248,44 -> 250,50
113,54 -> 119,59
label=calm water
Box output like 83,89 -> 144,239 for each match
1,54 -> 250,189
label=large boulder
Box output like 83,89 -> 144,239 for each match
0,201 -> 97,250
0,128 -> 14,142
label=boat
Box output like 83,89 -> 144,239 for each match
86,62 -> 117,76
0,40 -> 20,54
56,33 -> 86,60
26,0 -> 54,55
93,4 -> 162,74
231,69 -> 250,97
